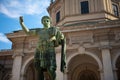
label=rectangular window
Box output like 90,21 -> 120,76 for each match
56,11 -> 60,23
81,1 -> 89,14
112,4 -> 119,16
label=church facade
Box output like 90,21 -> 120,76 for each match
0,0 -> 120,80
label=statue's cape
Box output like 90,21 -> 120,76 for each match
60,38 -> 66,72
54,27 -> 66,72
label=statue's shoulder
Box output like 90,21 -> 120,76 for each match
29,28 -> 43,35
49,26 -> 60,31
30,28 -> 42,31
35,28 -> 42,30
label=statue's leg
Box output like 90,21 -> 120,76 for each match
48,67 -> 56,80
37,69 -> 44,80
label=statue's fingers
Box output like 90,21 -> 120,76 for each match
20,16 -> 23,22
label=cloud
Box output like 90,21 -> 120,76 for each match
0,0 -> 50,18
0,33 -> 11,43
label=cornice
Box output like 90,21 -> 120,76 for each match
12,49 -> 25,58
60,20 -> 120,32
47,0 -> 61,12
0,50 -> 13,56
6,30 -> 27,38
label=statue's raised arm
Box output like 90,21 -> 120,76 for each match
19,16 -> 30,34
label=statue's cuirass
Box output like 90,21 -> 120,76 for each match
35,27 -> 56,68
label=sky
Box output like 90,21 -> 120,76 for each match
0,0 -> 50,50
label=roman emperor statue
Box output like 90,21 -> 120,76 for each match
19,16 -> 66,80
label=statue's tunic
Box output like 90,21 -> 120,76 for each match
33,27 -> 62,70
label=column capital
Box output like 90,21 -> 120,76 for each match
99,41 -> 112,50
99,45 -> 112,50
12,50 -> 24,58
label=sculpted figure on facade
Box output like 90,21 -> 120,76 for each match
19,16 -> 66,80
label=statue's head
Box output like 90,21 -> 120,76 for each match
41,16 -> 51,29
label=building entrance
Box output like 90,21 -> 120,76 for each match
78,70 -> 98,80
25,60 -> 50,80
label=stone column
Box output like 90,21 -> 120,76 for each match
63,73 -> 67,80
101,48 -> 114,80
11,51 -> 24,80
56,53 -> 63,80
63,68 -> 68,80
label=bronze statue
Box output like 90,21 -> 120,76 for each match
19,16 -> 66,80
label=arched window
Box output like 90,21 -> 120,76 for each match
56,11 -> 60,23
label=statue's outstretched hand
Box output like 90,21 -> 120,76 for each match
19,16 -> 24,23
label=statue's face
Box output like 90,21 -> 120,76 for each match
42,18 -> 51,29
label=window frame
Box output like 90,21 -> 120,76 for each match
80,1 -> 89,14
56,11 -> 60,23
112,2 -> 119,17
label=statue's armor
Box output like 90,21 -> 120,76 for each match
34,27 -> 57,69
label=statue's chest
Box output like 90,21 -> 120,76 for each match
38,29 -> 50,40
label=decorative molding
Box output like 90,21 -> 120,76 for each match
70,32 -> 94,44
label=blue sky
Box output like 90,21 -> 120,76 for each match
0,0 -> 50,50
